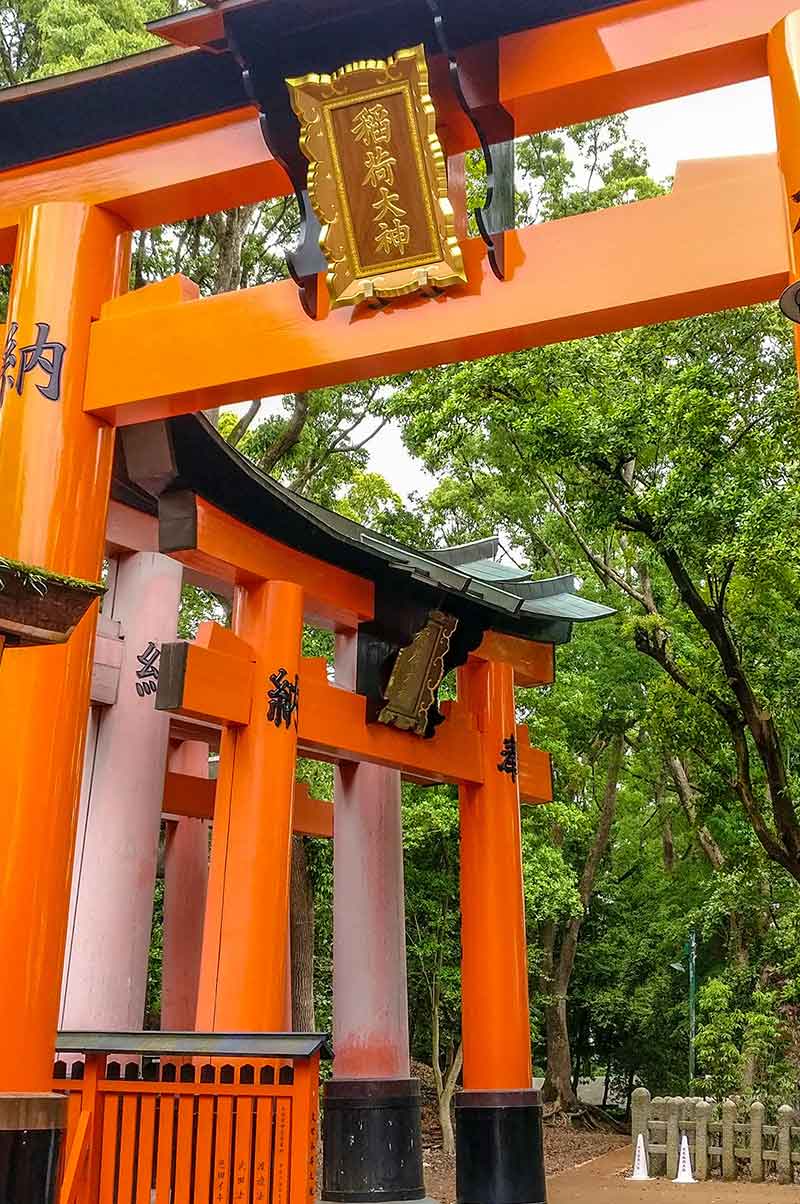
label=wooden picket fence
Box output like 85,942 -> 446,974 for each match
51,1031 -> 327,1204
632,1087 -> 800,1183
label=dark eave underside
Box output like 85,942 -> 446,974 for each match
116,414 -> 613,646
0,0 -> 641,173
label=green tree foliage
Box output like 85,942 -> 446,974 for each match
1,0 -> 169,84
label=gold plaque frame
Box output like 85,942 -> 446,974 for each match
287,45 -> 466,307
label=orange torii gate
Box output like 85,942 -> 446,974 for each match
2,0 -> 800,1201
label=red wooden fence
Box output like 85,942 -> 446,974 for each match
51,1032 -> 326,1204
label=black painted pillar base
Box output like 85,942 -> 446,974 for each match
0,1094 -> 66,1204
456,1090 -> 547,1204
322,1078 -> 429,1204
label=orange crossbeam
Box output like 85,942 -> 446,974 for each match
160,627 -> 553,793
163,770 -> 217,820
84,154 -> 789,424
500,0 -> 798,135
162,642 -> 254,726
0,0 -> 795,263
516,727 -> 553,806
472,632 -> 554,687
298,657 -> 483,784
159,634 -> 485,784
162,493 -> 374,628
162,770 -> 334,836
293,781 -> 334,838
0,108 -> 283,265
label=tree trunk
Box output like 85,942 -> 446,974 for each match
543,996 -> 577,1109
290,835 -> 316,1032
542,731 -> 625,1110
436,1042 -> 463,1157
602,1062 -> 611,1107
430,956 -> 462,1156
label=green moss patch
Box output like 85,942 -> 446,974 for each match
0,557 -> 105,597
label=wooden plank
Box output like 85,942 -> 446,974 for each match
516,726 -> 553,805
173,1093 -> 195,1204
163,770 -> 333,834
253,1098 -> 274,1204
194,1096 -> 215,1204
116,1096 -> 138,1203
232,1097 -> 254,1203
165,496 -> 374,629
293,781 -> 333,838
299,658 -> 483,785
134,1096 -> 156,1204
212,1096 -> 234,1204
272,1099 -> 292,1204
97,1095 -> 120,1204
59,1109 -> 91,1204
154,1095 -> 176,1203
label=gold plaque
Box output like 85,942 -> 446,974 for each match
378,610 -> 458,736
287,45 -> 466,307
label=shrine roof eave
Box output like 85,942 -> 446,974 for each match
117,414 -> 614,645
148,0 -> 640,57
0,0 -> 644,175
0,46 -> 249,175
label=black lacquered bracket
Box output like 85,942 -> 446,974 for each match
426,0 -> 515,280
223,18 -> 327,319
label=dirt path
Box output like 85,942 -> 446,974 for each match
549,1145 -> 791,1203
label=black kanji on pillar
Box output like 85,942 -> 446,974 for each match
267,667 -> 300,730
497,734 -> 518,783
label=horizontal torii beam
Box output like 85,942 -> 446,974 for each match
157,623 -> 553,802
160,491 -> 374,629
81,153 -> 789,425
163,770 -> 334,836
0,0 -> 794,262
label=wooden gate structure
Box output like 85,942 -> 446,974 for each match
2,1 -> 800,1203
51,1034 -> 324,1204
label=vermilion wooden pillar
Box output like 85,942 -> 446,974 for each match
456,658 -> 546,1204
162,740 -> 211,1031
195,579 -> 303,1031
0,202 -> 128,1203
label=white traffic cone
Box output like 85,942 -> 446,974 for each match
673,1134 -> 697,1184
628,1133 -> 650,1181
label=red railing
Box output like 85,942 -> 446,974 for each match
52,1031 -> 327,1204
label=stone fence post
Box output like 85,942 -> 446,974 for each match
695,1100 -> 710,1181
634,1095 -> 792,1183
751,1101 -> 764,1183
631,1087 -> 650,1154
722,1098 -> 736,1181
666,1096 -> 682,1179
651,1097 -> 667,1176
777,1104 -> 794,1185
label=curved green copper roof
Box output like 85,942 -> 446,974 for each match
117,414 -> 615,645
